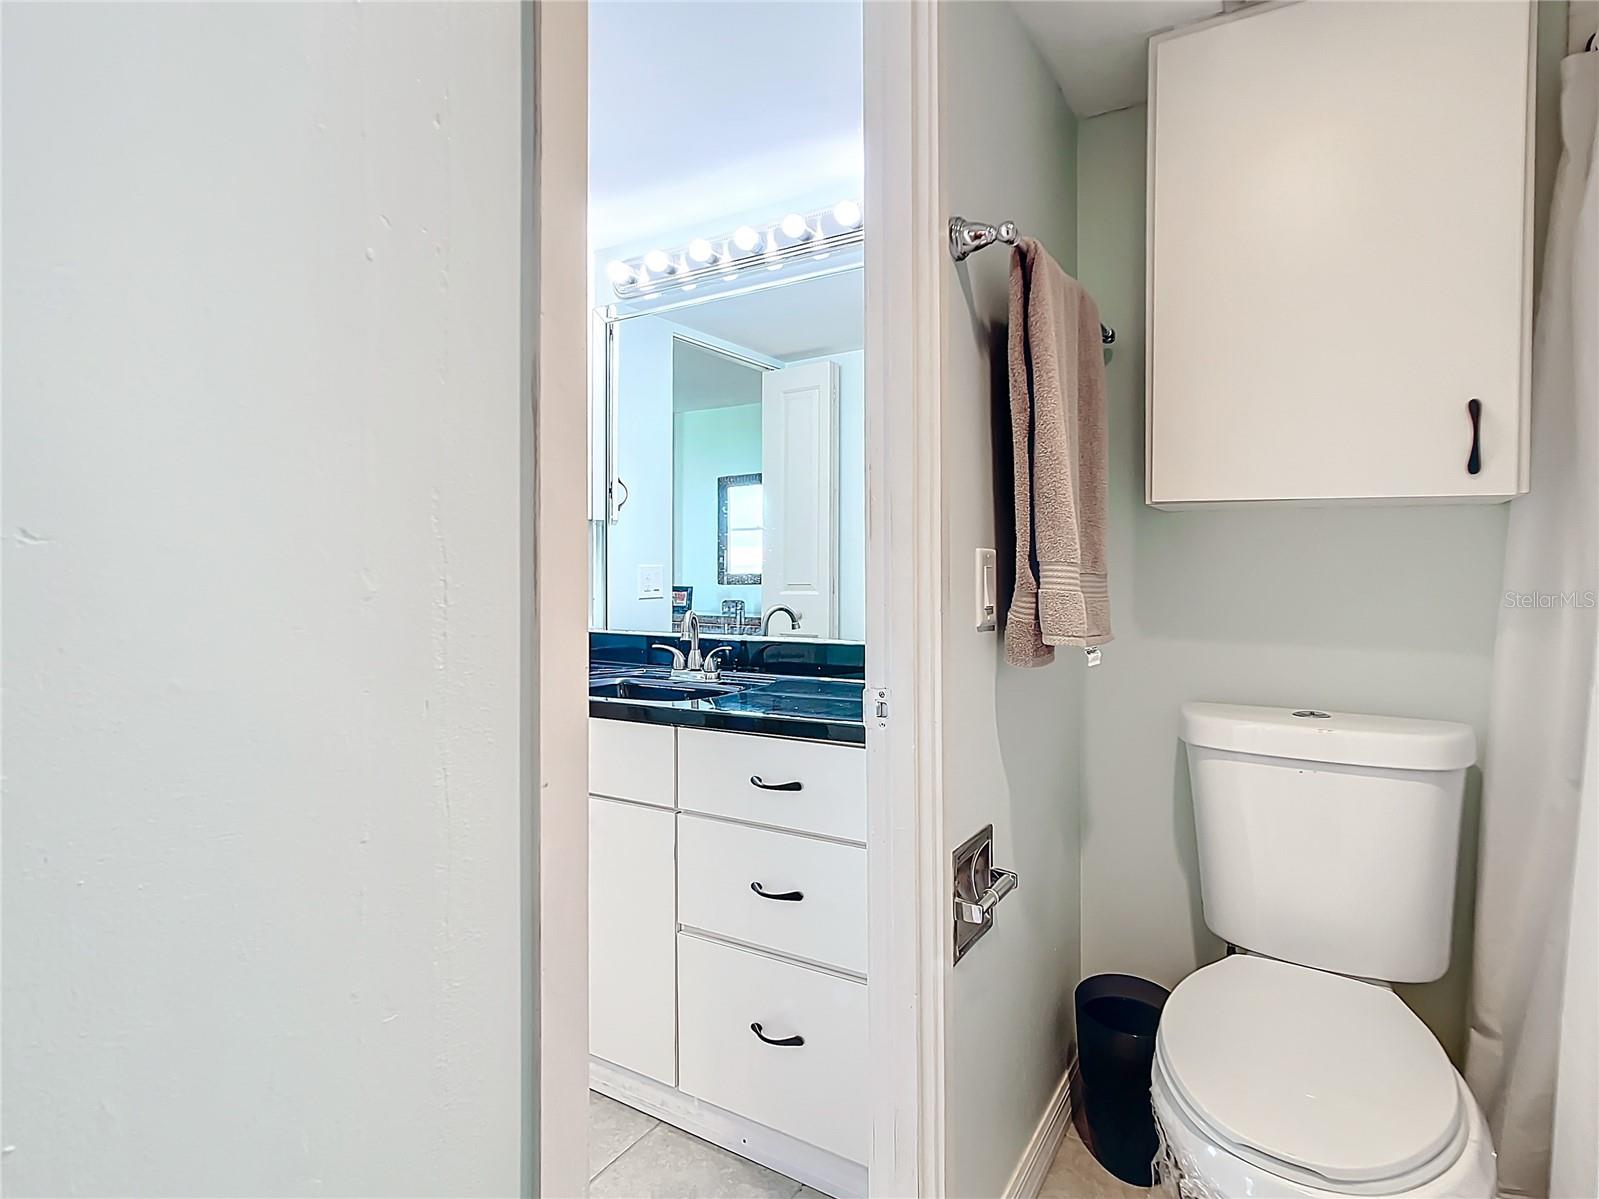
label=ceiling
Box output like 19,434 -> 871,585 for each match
588,0 -> 1215,252
588,0 -> 864,252
1009,1 -> 1224,117
671,268 -> 864,363
672,340 -> 764,413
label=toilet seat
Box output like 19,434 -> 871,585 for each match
1156,955 -> 1466,1193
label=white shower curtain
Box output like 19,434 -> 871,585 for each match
1465,47 -> 1598,1199
1549,635 -> 1597,1199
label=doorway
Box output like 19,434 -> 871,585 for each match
530,3 -> 943,1197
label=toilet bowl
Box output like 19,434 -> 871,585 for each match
1149,955 -> 1495,1198
1162,704 -> 1496,1199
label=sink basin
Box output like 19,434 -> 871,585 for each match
589,678 -> 741,704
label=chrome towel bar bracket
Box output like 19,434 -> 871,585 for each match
949,216 -> 1019,262
948,215 -> 1116,346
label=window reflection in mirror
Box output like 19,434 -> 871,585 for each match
717,473 -> 763,587
593,263 -> 864,643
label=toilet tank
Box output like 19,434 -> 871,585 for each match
1180,703 -> 1477,984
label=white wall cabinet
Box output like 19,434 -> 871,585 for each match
589,795 -> 677,1085
1146,1 -> 1534,506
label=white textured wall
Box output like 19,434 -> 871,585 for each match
1074,105 -> 1508,1061
938,6 -> 1085,1196
2,4 -> 525,1194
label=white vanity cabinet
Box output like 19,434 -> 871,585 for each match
589,795 -> 676,1084
588,716 -> 869,1197
678,814 -> 867,975
676,727 -> 866,842
588,720 -> 678,1085
1146,1 -> 1534,506
678,934 -> 868,1165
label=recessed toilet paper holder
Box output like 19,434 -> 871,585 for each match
952,823 -> 1019,963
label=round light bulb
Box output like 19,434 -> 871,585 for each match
605,259 -> 635,285
732,226 -> 759,252
832,199 -> 862,229
687,238 -> 714,263
780,213 -> 808,240
643,249 -> 670,273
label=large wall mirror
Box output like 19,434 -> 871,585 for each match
591,254 -> 864,642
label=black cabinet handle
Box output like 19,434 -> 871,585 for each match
751,882 -> 804,902
750,1022 -> 804,1047
750,775 -> 802,792
1466,398 -> 1483,476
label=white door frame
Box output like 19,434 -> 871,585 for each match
528,2 -> 948,1196
526,2 -> 591,1197
862,0 -> 947,1195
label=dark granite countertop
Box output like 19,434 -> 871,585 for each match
587,663 -> 866,745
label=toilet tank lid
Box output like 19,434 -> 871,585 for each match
1180,703 -> 1477,771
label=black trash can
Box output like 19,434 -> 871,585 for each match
1074,973 -> 1170,1186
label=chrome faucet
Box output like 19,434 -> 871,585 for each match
652,612 -> 734,680
760,605 -> 802,636
679,610 -> 704,671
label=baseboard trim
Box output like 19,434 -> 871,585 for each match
590,1057 -> 868,1199
1002,1059 -> 1076,1199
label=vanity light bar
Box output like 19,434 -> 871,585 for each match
607,200 -> 864,301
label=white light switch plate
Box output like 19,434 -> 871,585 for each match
637,564 -> 664,600
975,548 -> 997,631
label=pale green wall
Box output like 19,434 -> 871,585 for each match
939,4 -> 1084,1196
1074,104 -> 1510,1062
672,404 -> 763,617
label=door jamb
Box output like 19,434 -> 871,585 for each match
863,1 -> 947,1195
526,2 -> 591,1197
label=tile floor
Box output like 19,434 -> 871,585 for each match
588,1090 -> 1150,1199
587,1092 -> 818,1199
1039,1127 -> 1152,1199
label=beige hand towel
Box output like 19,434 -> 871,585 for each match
1003,238 -> 1111,668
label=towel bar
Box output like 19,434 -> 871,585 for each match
948,215 -> 1115,346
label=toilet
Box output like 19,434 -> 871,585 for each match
1153,703 -> 1497,1198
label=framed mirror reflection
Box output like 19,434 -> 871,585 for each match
590,254 -> 865,643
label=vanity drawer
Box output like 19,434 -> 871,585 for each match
678,933 -> 867,1164
676,728 -> 865,843
678,815 -> 866,975
589,718 -> 675,808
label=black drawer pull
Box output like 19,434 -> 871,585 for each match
751,882 -> 804,902
750,1022 -> 804,1047
1466,398 -> 1483,476
750,775 -> 802,792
